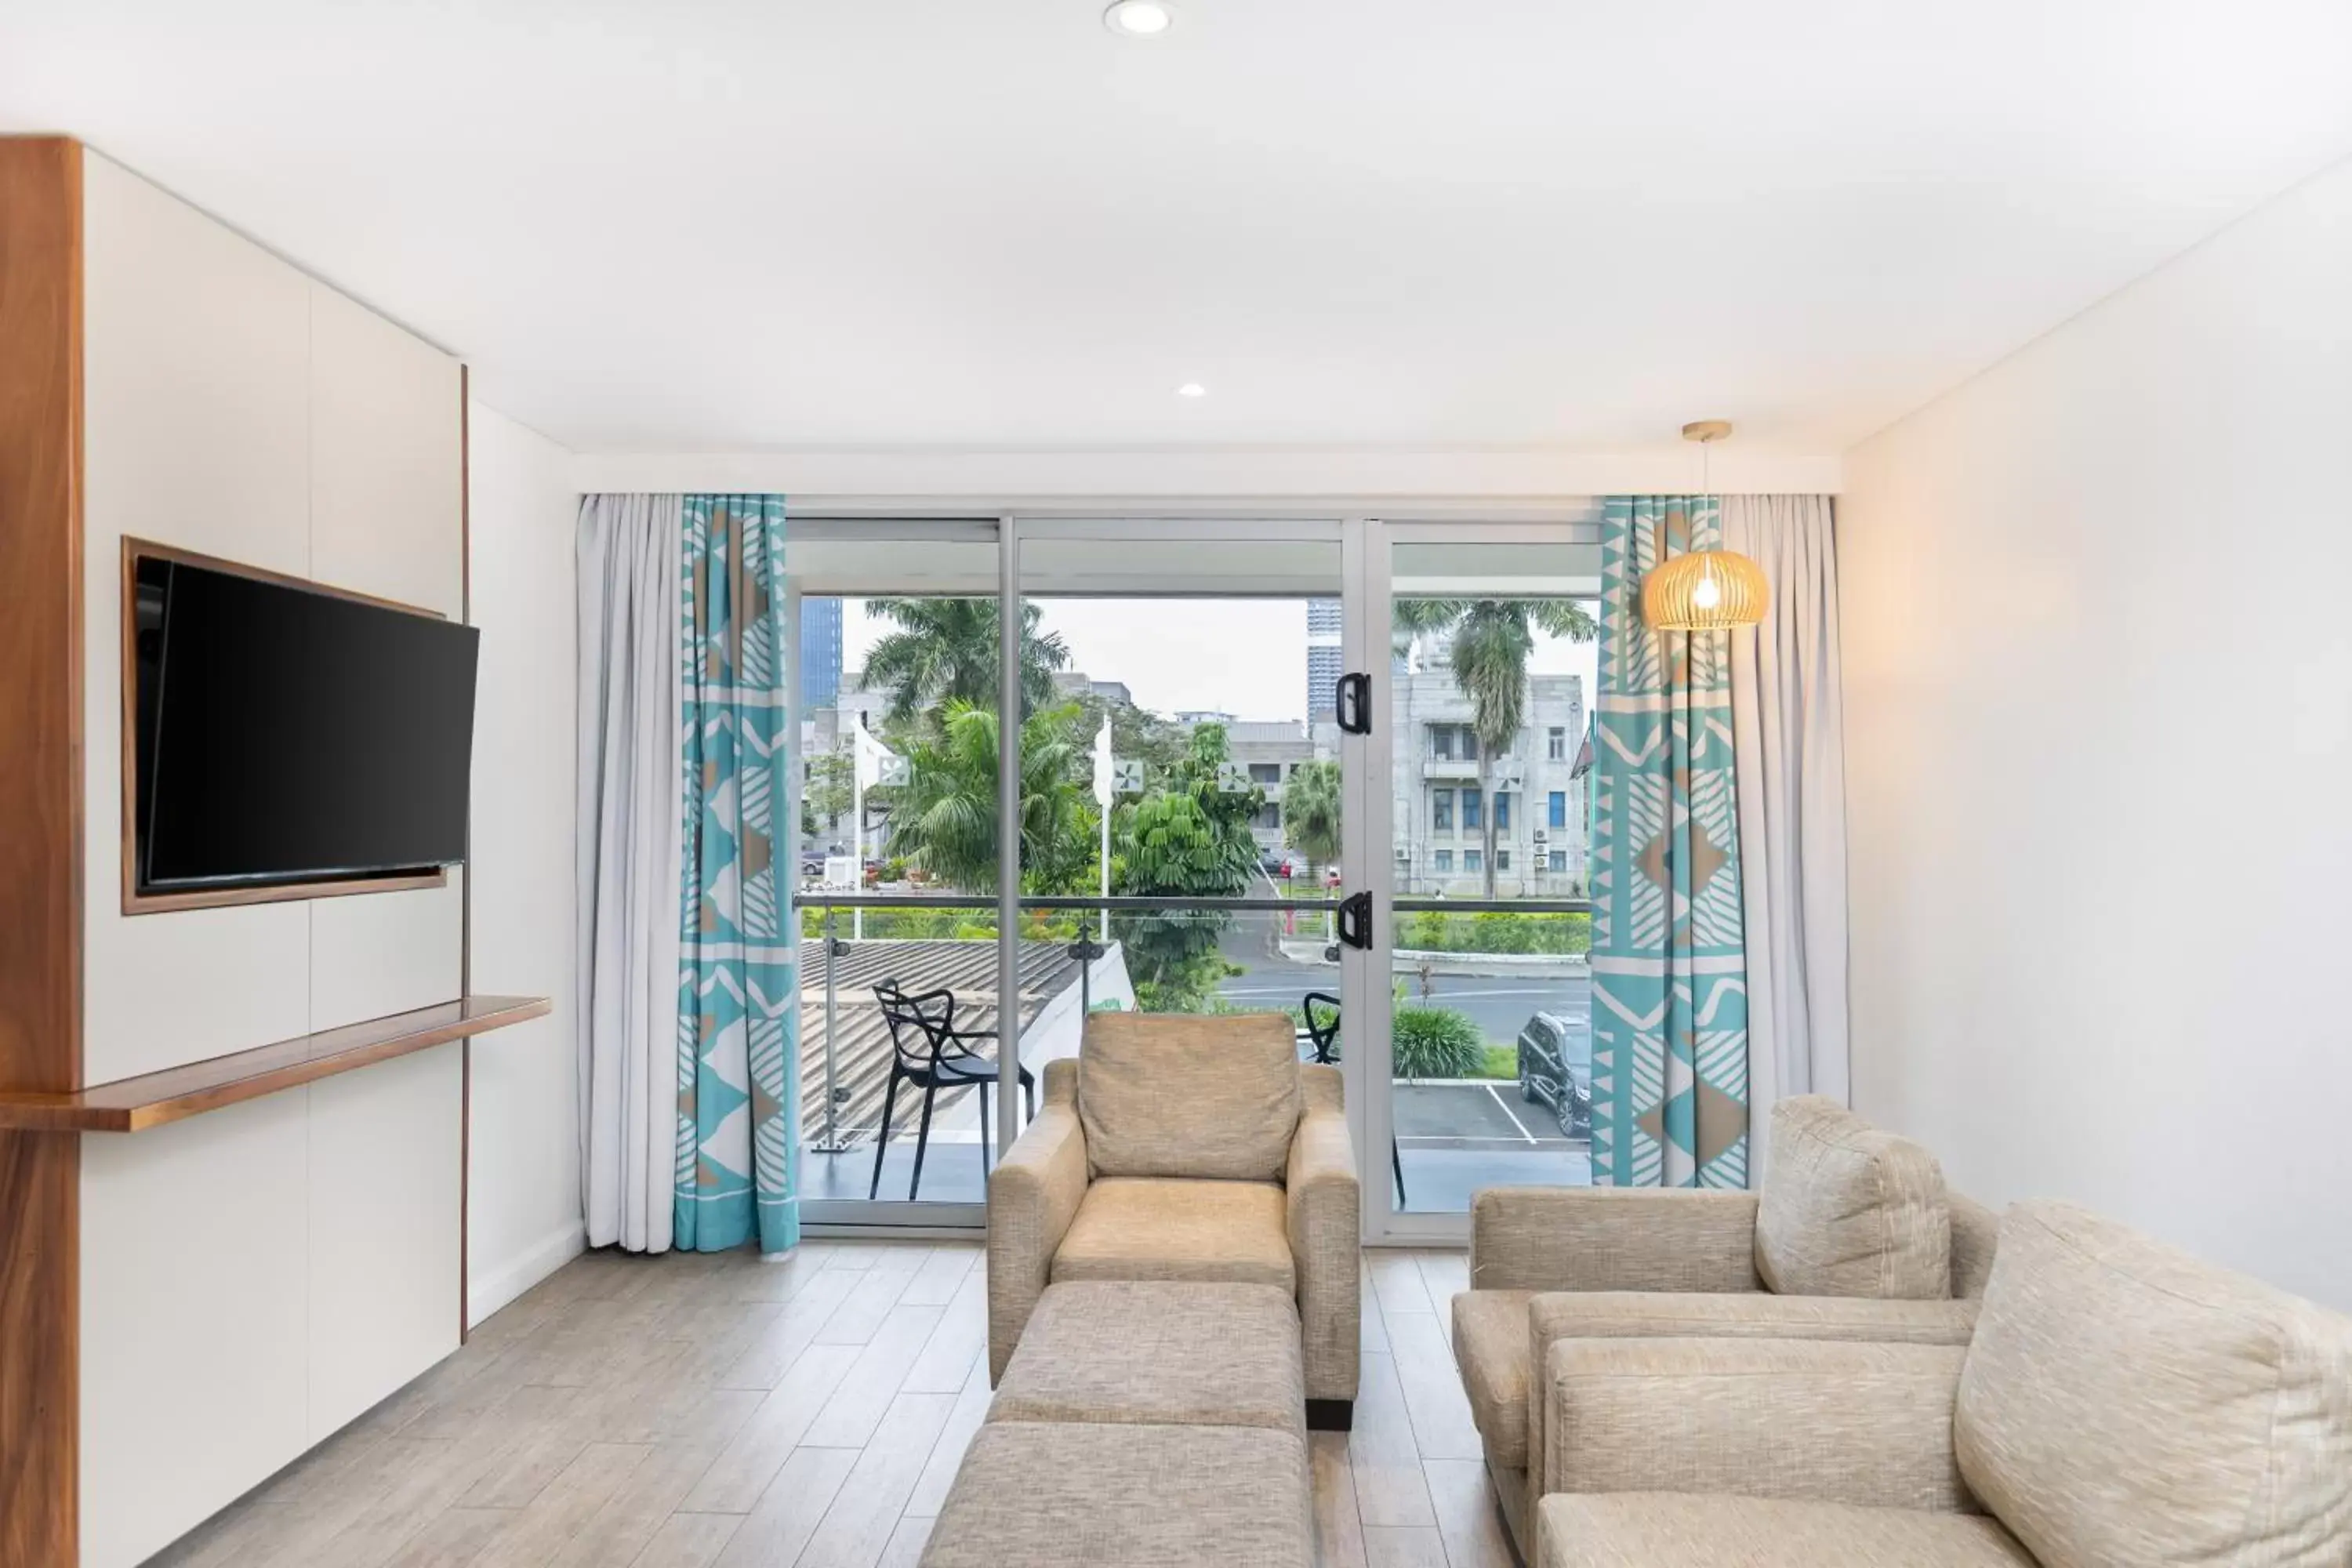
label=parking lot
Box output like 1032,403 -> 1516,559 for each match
1395,1079 -> 1577,1149
1389,1080 -> 1592,1210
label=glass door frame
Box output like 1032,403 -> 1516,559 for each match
1008,511 -> 1364,1240
786,516 -> 1005,1234
1354,515 -> 1605,1247
782,506 -> 1595,1242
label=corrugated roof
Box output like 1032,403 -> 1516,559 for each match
797,938 -> 1079,1147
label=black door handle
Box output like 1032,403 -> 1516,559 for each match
1337,891 -> 1374,950
1334,672 -> 1371,735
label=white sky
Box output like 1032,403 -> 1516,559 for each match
843,597 -> 1599,725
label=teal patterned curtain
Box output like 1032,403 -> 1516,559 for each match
1592,496 -> 1751,1189
677,495 -> 799,1252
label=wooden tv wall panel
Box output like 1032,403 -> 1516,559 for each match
0,139 -> 533,1568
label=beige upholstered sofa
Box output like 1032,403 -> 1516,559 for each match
986,1013 -> 1361,1424
1534,1199 -> 2352,1566
1454,1098 -> 2000,1555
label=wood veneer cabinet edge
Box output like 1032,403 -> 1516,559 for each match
0,131 -> 85,1568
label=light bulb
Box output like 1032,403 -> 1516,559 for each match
1692,574 -> 1722,611
1104,0 -> 1174,35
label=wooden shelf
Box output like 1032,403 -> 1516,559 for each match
0,995 -> 550,1133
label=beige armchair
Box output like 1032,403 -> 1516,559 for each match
1532,1200 -> 2352,1566
1453,1098 -> 2000,1555
986,1013 -> 1361,1425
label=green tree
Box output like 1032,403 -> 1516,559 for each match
1071,689 -> 1192,777
880,701 -> 1094,894
801,750 -> 855,843
1281,757 -> 1343,938
1392,598 -> 1596,898
1281,758 -> 1343,882
1112,723 -> 1265,1011
861,598 -> 1071,728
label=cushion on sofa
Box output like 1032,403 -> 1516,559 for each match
1452,1288 -> 1537,1468
1051,1177 -> 1295,1293
1456,1287 -> 1978,1479
1947,1190 -> 2002,1299
1078,1012 -> 1301,1181
1535,1493 -> 2033,1568
1755,1096 -> 1950,1299
1956,1200 -> 2352,1568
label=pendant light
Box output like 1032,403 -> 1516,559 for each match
1640,420 -> 1769,631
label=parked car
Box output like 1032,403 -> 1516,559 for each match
1515,1010 -> 1592,1138
1259,849 -> 1295,879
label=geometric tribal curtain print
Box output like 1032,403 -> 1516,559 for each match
677,495 -> 800,1252
1590,495 -> 1751,1189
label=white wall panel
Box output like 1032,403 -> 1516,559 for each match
79,1094 -> 311,1568
1841,155 -> 2352,1310
78,150 -> 312,1086
463,402 -> 585,1323
72,150 -> 480,1567
309,875 -> 464,1033
308,283 -> 463,617
307,1044 -> 464,1439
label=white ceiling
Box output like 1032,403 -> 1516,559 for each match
5,0 -> 2350,457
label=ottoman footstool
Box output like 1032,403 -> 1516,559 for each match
921,1421 -> 1312,1568
921,1280 -> 1313,1566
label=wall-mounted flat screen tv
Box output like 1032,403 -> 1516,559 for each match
130,548 -> 481,899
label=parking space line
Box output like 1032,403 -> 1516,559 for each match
1487,1083 -> 1539,1144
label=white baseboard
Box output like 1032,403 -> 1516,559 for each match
468,1218 -> 587,1330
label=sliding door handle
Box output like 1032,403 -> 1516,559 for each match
1335,672 -> 1371,735
1337,891 -> 1374,950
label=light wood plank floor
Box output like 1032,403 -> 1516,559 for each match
151,1240 -> 1514,1568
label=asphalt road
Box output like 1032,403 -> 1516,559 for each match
1213,945 -> 1592,1049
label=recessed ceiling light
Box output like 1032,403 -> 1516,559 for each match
1177,382 -> 1207,397
1104,0 -> 1176,37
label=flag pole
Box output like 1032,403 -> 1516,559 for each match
851,726 -> 865,942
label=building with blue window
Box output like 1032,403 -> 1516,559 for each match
799,595 -> 844,712
1305,597 -> 1342,719
1389,637 -> 1590,895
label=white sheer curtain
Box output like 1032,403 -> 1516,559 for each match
576,493 -> 683,1252
1726,495 -> 1849,1180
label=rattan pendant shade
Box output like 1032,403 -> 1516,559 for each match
1639,420 -> 1769,631
1641,547 -> 1768,631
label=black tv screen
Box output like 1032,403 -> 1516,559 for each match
132,554 -> 481,894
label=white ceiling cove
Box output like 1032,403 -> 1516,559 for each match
3,0 -> 2350,456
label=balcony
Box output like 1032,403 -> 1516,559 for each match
1421,756 -> 1521,782
796,894 -> 1592,1210
797,924 -> 1129,1204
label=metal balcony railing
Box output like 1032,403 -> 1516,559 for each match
787,889 -> 1591,1157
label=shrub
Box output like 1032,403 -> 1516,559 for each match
1397,909 -> 1590,956
1392,1006 -> 1484,1080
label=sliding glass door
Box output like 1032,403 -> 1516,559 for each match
787,521 -> 1007,1229
784,511 -> 1597,1240
1359,518 -> 1603,1243
1011,522 -> 1352,1135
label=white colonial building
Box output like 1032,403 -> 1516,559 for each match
1389,635 -> 1589,898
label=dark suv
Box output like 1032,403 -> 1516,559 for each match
1515,1010 -> 1592,1139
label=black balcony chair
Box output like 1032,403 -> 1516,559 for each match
870,979 -> 1037,1201
1300,991 -> 1406,1206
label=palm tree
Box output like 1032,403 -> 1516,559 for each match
861,598 -> 1070,728
1280,758 -> 1343,938
881,701 -> 1093,893
1392,598 -> 1597,898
